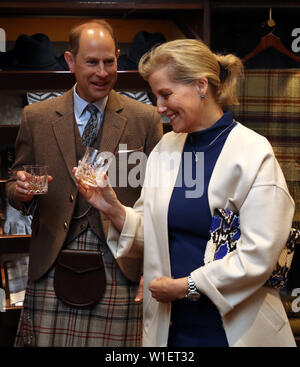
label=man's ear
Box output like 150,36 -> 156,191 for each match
64,51 -> 75,73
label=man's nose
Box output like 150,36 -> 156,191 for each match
96,63 -> 108,77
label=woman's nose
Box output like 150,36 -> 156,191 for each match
156,102 -> 167,114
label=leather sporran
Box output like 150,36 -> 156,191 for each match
54,249 -> 106,307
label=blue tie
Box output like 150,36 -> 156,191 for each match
82,104 -> 99,147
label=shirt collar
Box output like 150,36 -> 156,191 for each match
73,83 -> 108,118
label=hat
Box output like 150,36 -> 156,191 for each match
0,33 -> 68,71
118,31 -> 166,70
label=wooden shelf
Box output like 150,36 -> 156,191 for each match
0,235 -> 30,254
0,70 -> 149,92
0,179 -> 9,183
0,125 -> 19,145
0,1 -> 204,17
211,0 -> 300,9
5,305 -> 23,311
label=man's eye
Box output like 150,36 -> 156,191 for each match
105,60 -> 115,65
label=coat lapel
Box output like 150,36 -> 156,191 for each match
99,90 -> 127,154
52,88 -> 77,184
52,89 -> 126,183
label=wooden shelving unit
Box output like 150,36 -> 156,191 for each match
0,70 -> 149,92
0,235 -> 30,254
0,0 -> 299,347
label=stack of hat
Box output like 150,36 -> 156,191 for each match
118,31 -> 166,70
0,33 -> 68,70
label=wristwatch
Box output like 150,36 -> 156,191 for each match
186,275 -> 201,301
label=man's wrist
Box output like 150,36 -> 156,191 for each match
20,197 -> 36,216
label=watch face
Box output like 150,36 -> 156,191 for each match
188,291 -> 201,301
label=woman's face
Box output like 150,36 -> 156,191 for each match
149,66 -> 205,133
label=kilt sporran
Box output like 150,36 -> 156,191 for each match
54,249 -> 106,307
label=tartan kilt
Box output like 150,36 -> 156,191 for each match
14,228 -> 142,347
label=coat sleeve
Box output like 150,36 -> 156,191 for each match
6,106 -> 35,212
191,142 -> 295,316
107,192 -> 145,259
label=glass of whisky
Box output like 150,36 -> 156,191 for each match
75,147 -> 113,187
23,165 -> 48,194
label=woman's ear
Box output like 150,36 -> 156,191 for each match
195,78 -> 208,96
64,51 -> 75,73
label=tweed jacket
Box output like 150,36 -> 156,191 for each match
6,87 -> 163,281
107,122 -> 296,347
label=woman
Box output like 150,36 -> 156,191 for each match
76,39 -> 296,347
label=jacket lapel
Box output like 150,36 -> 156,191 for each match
52,89 -> 126,183
99,90 -> 127,154
52,88 -> 77,184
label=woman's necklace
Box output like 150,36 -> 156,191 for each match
190,120 -> 236,162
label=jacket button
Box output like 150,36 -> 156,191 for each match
64,222 -> 68,230
69,194 -> 74,202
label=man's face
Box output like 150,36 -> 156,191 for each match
66,27 -> 119,102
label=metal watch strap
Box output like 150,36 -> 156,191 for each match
186,275 -> 201,301
188,275 -> 197,292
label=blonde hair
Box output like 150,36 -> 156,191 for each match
139,39 -> 243,108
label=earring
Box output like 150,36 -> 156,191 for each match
200,94 -> 206,100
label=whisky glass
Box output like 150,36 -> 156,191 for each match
23,165 -> 48,194
75,147 -> 113,187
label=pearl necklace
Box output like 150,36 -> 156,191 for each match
190,121 -> 236,162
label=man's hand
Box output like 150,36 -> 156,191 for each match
134,276 -> 144,303
15,170 -> 53,202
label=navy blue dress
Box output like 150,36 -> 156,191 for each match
167,111 -> 236,347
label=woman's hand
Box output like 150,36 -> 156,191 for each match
74,168 -> 116,212
73,168 -> 126,232
149,276 -> 188,303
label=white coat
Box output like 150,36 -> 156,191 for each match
108,122 -> 296,347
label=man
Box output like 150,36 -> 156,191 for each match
6,19 -> 162,347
